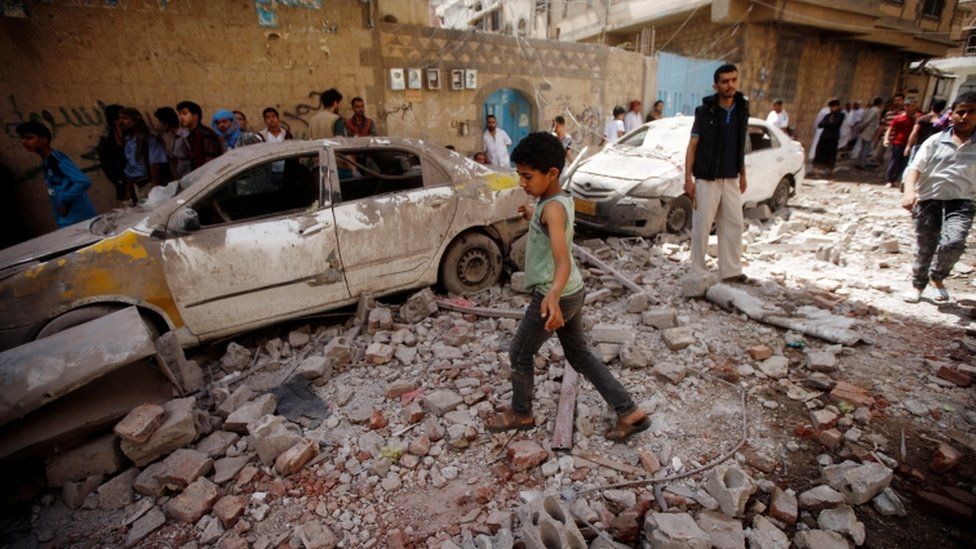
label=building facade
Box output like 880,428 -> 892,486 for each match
548,0 -> 963,144
0,0 -> 650,237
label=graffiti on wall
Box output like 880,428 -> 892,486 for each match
255,0 -> 321,28
379,102 -> 413,122
554,94 -> 602,143
281,90 -> 325,139
3,95 -> 106,139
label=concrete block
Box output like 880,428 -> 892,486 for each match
591,323 -> 635,344
322,336 -> 353,366
125,506 -> 165,547
133,462 -> 165,497
298,355 -> 332,381
400,287 -> 439,323
297,520 -> 338,549
694,510 -> 745,549
643,511 -> 710,549
365,342 -> 395,365
704,465 -> 756,518
642,308 -> 677,329
46,433 -> 124,487
746,515 -> 788,549
224,393 -> 277,433
62,474 -> 102,509
653,362 -> 687,384
798,485 -> 846,512
249,414 -> 302,465
367,306 -> 393,334
769,487 -> 798,525
195,430 -> 239,458
793,529 -> 849,549
216,385 -> 255,418
510,272 -> 529,294
662,326 -> 696,351
817,504 -> 865,546
516,494 -> 587,549
422,389 -> 463,416
97,467 -> 138,510
213,454 -> 253,485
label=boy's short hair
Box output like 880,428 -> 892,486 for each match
321,88 -> 342,108
713,63 -> 738,83
553,115 -> 565,125
176,101 -> 202,118
232,110 -> 247,121
16,121 -> 52,140
154,106 -> 179,129
612,106 -> 626,117
351,96 -> 365,106
772,99 -> 783,106
262,107 -> 279,118
510,132 -> 566,174
952,92 -> 976,110
827,99 -> 841,107
932,99 -> 947,112
872,97 -> 884,106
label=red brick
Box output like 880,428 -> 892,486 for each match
942,486 -> 976,508
829,381 -> 875,408
815,428 -> 844,449
507,440 -> 548,472
769,487 -> 798,525
931,443 -> 963,474
638,449 -> 661,474
385,381 -> 418,399
114,404 -> 167,444
403,402 -> 424,423
747,345 -> 774,361
274,439 -> 318,476
915,490 -> 974,524
213,494 -> 247,528
368,409 -> 388,430
155,448 -> 213,489
937,366 -> 972,388
164,478 -> 220,522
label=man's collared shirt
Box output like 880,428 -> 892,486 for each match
907,128 -> 976,202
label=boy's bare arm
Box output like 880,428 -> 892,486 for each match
684,136 -> 698,198
540,201 -> 570,330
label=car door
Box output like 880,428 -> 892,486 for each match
328,145 -> 458,296
160,150 -> 349,337
743,123 -> 781,203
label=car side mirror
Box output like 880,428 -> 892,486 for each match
169,207 -> 201,235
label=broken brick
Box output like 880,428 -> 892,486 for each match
936,366 -> 972,388
829,381 -> 875,408
747,345 -> 774,361
213,494 -> 247,528
274,439 -> 318,476
507,440 -> 548,472
931,442 -> 963,473
814,428 -> 844,450
915,490 -> 974,524
113,403 -> 167,444
368,409 -> 388,430
156,448 -> 214,489
638,449 -> 661,474
164,477 -> 220,523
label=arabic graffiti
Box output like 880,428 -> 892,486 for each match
555,94 -> 602,142
2,95 -> 106,139
281,90 -> 325,139
379,102 -> 414,122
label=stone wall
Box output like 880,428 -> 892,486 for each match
0,0 -> 648,237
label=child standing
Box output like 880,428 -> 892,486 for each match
17,121 -> 97,228
486,132 -> 648,442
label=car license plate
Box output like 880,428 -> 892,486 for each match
574,197 -> 596,216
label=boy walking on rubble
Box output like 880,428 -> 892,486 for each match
902,92 -> 976,303
485,132 -> 648,442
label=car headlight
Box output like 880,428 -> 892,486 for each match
628,178 -> 669,198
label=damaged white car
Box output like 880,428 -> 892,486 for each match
0,138 -> 527,352
567,116 -> 804,236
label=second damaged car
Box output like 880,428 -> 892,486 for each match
567,116 -> 804,236
0,138 -> 527,351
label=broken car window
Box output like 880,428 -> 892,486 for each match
618,127 -> 649,147
194,154 -> 321,227
748,126 -> 780,153
333,149 -> 425,203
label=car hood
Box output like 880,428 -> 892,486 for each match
0,209 -> 149,273
572,151 -> 683,195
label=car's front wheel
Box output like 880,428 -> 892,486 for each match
35,304 -> 160,341
665,195 -> 693,233
768,177 -> 791,211
440,232 -> 503,295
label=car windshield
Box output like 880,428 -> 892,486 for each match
609,118 -> 691,162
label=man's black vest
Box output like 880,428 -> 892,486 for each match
692,92 -> 749,180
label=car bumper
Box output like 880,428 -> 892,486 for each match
572,195 -> 668,237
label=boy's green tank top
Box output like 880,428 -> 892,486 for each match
524,193 -> 584,296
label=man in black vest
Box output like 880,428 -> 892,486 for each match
684,63 -> 749,282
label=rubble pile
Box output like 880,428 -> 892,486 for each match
13,179 -> 976,547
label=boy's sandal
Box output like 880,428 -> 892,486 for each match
604,412 -> 651,442
934,288 -> 950,302
485,408 -> 535,433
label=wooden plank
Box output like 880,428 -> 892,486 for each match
572,450 -> 645,476
551,367 -> 579,451
436,298 -> 524,319
574,246 -> 642,293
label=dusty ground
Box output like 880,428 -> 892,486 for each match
1,161 -> 974,548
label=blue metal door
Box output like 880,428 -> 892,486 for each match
656,51 -> 725,117
484,89 -> 531,155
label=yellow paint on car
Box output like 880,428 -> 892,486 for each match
79,231 -> 149,260
484,173 -> 518,191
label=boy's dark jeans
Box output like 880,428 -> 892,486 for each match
510,289 -> 636,417
912,199 -> 976,290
